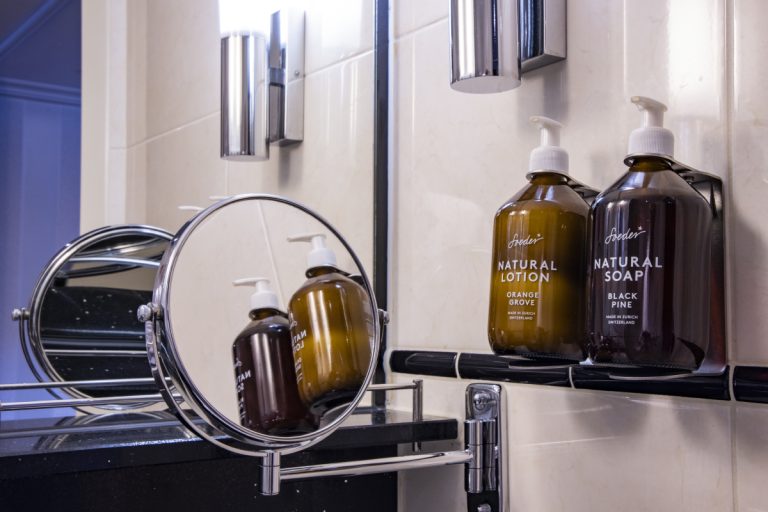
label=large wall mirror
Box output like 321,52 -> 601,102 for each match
0,0 -> 388,419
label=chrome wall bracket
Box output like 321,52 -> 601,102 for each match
450,0 -> 566,93
464,383 -> 505,512
268,9 -> 305,146
257,382 -> 505,509
220,9 -> 305,160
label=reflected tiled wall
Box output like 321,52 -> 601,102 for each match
390,1 -> 767,511
106,0 -> 376,417
121,0 -> 374,275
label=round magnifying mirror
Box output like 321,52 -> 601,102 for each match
17,225 -> 172,407
144,194 -> 380,456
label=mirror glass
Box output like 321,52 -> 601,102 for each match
1,1 -> 378,424
155,196 -> 377,443
25,227 -> 171,402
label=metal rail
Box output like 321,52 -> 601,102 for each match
0,377 -> 159,391
0,395 -> 163,411
281,449 -> 472,481
0,380 -> 424,420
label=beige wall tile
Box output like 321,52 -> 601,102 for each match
504,386 -> 733,512
305,0 -> 373,74
145,114 -> 227,233
145,0 -> 220,138
729,0 -> 768,365
734,404 -> 768,511
393,0 -> 446,38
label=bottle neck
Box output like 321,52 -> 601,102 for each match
628,156 -> 674,173
306,265 -> 342,278
249,308 -> 283,321
529,172 -> 569,186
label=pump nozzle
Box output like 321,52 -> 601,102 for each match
528,115 -> 568,174
287,233 -> 337,270
233,277 -> 280,311
627,96 -> 674,159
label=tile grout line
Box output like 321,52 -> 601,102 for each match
126,110 -> 220,150
393,16 -> 448,43
726,0 -> 740,505
304,48 -> 375,79
124,46 -> 376,153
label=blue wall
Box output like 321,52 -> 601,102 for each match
0,94 -> 81,418
0,0 -> 81,420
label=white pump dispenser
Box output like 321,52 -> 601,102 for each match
233,277 -> 280,311
286,233 -> 337,269
627,96 -> 674,159
529,116 -> 569,174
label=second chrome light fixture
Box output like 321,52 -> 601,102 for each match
219,0 -> 305,161
450,0 -> 566,93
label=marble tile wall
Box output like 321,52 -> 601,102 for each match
389,0 -> 767,511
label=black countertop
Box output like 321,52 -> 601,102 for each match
0,409 -> 459,480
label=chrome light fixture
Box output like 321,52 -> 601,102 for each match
219,1 -> 305,160
449,0 -> 566,93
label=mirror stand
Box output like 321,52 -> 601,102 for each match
258,383 -> 505,512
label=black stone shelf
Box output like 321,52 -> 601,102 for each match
457,353 -> 571,387
0,408 -> 423,512
0,409 -> 458,481
391,350 -> 743,402
571,365 -> 730,401
733,366 -> 768,404
389,349 -> 458,378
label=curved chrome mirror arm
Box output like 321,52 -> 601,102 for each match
12,308 -> 48,388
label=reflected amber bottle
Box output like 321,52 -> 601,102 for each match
488,173 -> 589,360
288,267 -> 373,415
589,157 -> 712,369
232,308 -> 316,435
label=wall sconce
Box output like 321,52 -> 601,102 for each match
219,1 -> 305,161
449,0 -> 566,93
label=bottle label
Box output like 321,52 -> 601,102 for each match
594,227 -> 664,327
495,233 -> 558,321
290,321 -> 306,383
233,356 -> 252,423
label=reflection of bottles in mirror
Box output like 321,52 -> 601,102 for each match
231,278 -> 316,435
287,234 -> 374,416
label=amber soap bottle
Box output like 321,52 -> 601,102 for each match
231,277 -> 315,435
589,97 -> 712,370
488,116 -> 589,360
286,234 -> 373,416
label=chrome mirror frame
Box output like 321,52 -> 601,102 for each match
13,224 -> 172,410
141,194 -> 382,456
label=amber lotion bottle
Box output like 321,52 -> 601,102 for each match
231,277 -> 314,435
488,116 -> 589,360
286,234 -> 373,415
589,97 -> 712,370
